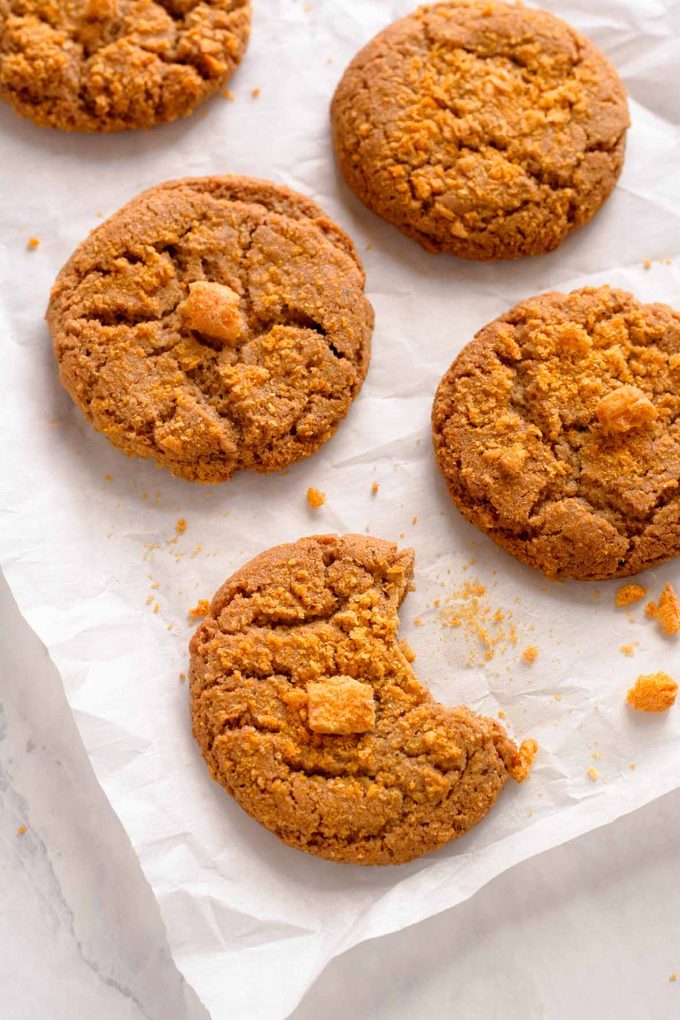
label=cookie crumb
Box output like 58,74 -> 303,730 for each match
522,644 -> 538,664
629,762 -> 636,770
670,974 -> 677,982
306,487 -> 326,508
251,87 -> 261,98
179,672 -> 187,683
103,473 -> 112,481
509,738 -> 538,783
188,598 -> 211,619
414,616 -> 424,626
411,516 -> 418,525
175,518 -> 187,534
27,236 -> 40,250
615,583 -> 648,607
498,709 -> 506,719
439,578 -> 519,664
222,88 -> 235,100
653,584 -> 680,636
587,766 -> 600,781
16,825 -> 27,836
643,258 -> 652,270
626,672 -> 677,713
371,481 -> 379,495
619,643 -> 637,656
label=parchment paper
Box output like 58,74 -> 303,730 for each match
1,2 -> 679,1017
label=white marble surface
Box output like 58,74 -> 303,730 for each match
1,568 -> 679,1019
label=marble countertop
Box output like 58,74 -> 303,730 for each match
1,569 -> 679,1020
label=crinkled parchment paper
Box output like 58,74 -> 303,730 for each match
1,1 -> 679,1017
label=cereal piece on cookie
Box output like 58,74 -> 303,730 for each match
307,676 -> 375,735
180,282 -> 244,345
596,385 -> 657,432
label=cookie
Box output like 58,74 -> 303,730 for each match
47,176 -> 373,482
432,286 -> 680,581
331,1 -> 629,260
189,534 -> 532,865
0,0 -> 250,131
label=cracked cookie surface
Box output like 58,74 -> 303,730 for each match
47,176 -> 373,482
432,287 -> 680,580
189,534 -> 526,865
331,0 -> 629,260
0,0 -> 250,131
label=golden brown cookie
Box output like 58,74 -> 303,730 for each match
0,0 -> 250,131
331,1 -> 629,260
47,176 -> 373,482
189,534 -> 532,865
432,287 -> 680,581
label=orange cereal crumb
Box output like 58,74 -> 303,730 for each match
306,487 -> 326,508
188,598 -> 211,620
498,709 -> 506,719
670,974 -> 677,982
411,516 -> 418,525
222,88 -> 235,100
179,672 -> 187,683
626,672 -> 677,713
615,583 -> 648,608
16,825 -> 27,836
251,87 -> 261,98
509,738 -> 538,783
629,762 -> 636,770
643,258 -> 652,270
522,644 -> 538,664
655,584 -> 680,636
27,237 -> 40,250
414,617 -> 424,626
619,643 -> 636,657
103,473 -> 112,482
371,481 -> 379,495
175,518 -> 187,534
307,676 -> 375,735
587,767 -> 600,781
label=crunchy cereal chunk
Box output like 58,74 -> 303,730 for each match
306,487 -> 326,508
83,0 -> 117,19
655,584 -> 680,636
615,583 -> 648,607
307,675 -> 375,735
626,672 -> 677,713
509,738 -> 538,783
587,766 -> 600,781
596,385 -> 657,432
522,645 -> 538,664
180,281 -> 243,345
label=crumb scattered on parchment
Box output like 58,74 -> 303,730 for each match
509,739 -> 538,783
670,974 -> 677,982
626,672 -> 677,713
188,599 -> 210,620
554,693 -> 562,701
629,762 -> 636,770
646,584 -> 680,636
222,88 -> 235,100
643,259 -> 652,270
411,516 -> 418,525
619,643 -> 637,657
307,487 -> 326,508
592,751 -> 603,761
27,236 -> 40,250
103,474 -> 112,482
251,87 -> 261,98
414,617 -> 424,626
438,578 -> 519,664
153,603 -> 160,614
498,709 -> 506,719
175,518 -> 187,534
179,673 -> 187,683
16,825 -> 27,836
587,767 -> 600,781
371,481 -> 379,495
522,645 -> 538,664
615,583 -> 648,607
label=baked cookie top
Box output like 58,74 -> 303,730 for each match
331,1 -> 629,260
189,534 -> 530,866
0,0 -> 250,131
432,287 -> 680,581
48,176 -> 373,483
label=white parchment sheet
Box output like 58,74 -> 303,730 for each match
1,2 -> 679,1017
